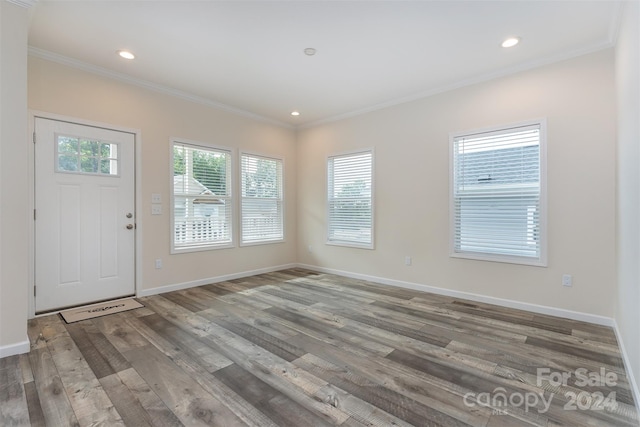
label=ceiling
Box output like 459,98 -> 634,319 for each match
28,1 -> 621,128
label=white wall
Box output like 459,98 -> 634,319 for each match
297,49 -> 617,317
0,1 -> 30,356
615,0 -> 640,396
28,56 -> 298,296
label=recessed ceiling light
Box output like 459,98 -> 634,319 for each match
304,48 -> 316,56
501,37 -> 520,48
291,111 -> 300,116
117,50 -> 135,60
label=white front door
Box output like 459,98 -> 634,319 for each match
34,117 -> 136,312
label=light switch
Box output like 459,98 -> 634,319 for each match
151,193 -> 162,203
151,204 -> 162,215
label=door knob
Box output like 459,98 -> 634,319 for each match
126,213 -> 133,218
126,224 -> 134,230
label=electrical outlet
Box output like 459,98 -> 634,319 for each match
562,274 -> 572,287
151,193 -> 162,203
308,245 -> 313,253
151,204 -> 162,215
155,259 -> 162,269
405,256 -> 412,266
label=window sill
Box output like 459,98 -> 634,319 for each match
326,241 -> 375,250
240,238 -> 285,247
171,242 -> 234,254
450,250 -> 547,267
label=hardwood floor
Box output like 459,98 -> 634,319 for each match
1,269 -> 637,426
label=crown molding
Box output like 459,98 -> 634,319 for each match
29,34 -> 615,133
28,47 -> 293,130
608,0 -> 625,45
7,0 -> 37,8
300,41 -> 615,130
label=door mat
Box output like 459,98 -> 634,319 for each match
60,298 -> 143,323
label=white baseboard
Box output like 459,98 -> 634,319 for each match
612,320 -> 640,415
0,339 -> 30,358
134,261 -> 639,415
137,263 -> 298,297
296,263 -> 614,326
298,263 -> 640,414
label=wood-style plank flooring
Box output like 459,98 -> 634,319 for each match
1,269 -> 637,426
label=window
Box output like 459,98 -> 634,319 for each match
56,134 -> 119,176
450,121 -> 546,265
172,140 -> 233,252
327,150 -> 374,248
240,153 -> 284,245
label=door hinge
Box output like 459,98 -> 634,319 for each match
34,286 -> 36,297
33,132 -> 36,144
34,209 -> 36,220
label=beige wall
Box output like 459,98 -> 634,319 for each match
616,0 -> 640,394
28,56 -> 297,294
3,24 -> 624,360
297,49 -> 617,317
0,1 -> 29,355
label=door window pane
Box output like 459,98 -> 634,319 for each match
56,135 -> 119,176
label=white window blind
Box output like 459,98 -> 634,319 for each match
451,123 -> 544,263
172,141 -> 232,251
327,150 -> 373,248
240,153 -> 284,244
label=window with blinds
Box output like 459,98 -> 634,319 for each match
451,122 -> 546,265
172,141 -> 233,252
240,153 -> 284,245
327,150 -> 374,248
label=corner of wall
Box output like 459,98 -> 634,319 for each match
615,0 -> 640,411
0,0 -> 30,358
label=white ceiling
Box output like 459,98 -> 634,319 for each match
28,1 -> 621,128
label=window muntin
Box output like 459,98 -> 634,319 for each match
327,150 -> 374,248
172,141 -> 233,252
240,153 -> 284,245
56,134 -> 119,176
451,122 -> 546,265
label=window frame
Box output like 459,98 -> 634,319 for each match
326,148 -> 375,250
170,138 -> 234,254
449,119 -> 547,267
239,151 -> 285,246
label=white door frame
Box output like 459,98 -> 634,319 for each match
28,110 -> 143,317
